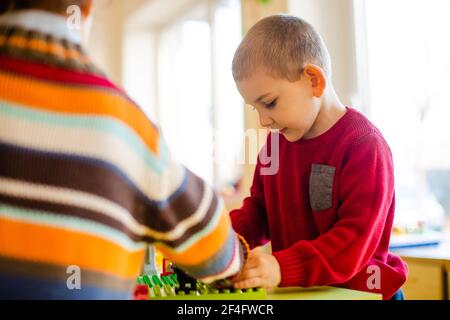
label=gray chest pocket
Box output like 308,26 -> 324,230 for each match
309,164 -> 336,211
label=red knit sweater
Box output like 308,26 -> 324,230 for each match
231,107 -> 407,300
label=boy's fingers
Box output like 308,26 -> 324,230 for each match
233,277 -> 262,289
236,259 -> 256,272
232,259 -> 259,282
242,255 -> 260,269
232,251 -> 265,282
231,268 -> 260,283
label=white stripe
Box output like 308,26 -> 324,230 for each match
0,10 -> 82,44
0,177 -> 216,243
200,236 -> 242,283
0,177 -> 147,235
166,197 -> 223,254
163,186 -> 214,244
0,113 -> 184,202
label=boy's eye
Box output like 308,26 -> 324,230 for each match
264,99 -> 277,109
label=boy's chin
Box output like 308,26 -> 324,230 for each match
284,137 -> 301,143
282,131 -> 303,142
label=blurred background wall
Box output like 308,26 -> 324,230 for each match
86,0 -> 450,233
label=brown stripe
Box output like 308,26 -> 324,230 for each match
139,169 -> 206,231
0,25 -> 86,54
0,25 -> 103,75
0,46 -> 101,75
142,190 -> 220,245
0,254 -> 136,293
0,25 -> 87,59
0,143 -> 220,247
0,142 -> 202,229
0,186 -> 219,249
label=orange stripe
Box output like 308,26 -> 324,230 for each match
158,209 -> 232,266
0,35 -> 90,63
0,216 -> 145,280
0,71 -> 159,154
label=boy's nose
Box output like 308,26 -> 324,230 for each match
258,112 -> 274,128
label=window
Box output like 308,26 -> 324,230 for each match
158,0 -> 243,187
124,0 -> 244,188
356,0 -> 450,230
158,3 -> 215,184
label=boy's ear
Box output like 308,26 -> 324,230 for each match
303,64 -> 327,97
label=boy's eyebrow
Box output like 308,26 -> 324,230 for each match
254,93 -> 272,104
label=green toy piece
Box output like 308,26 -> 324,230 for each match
137,273 -> 266,300
139,255 -> 266,300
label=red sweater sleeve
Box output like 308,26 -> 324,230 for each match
230,162 -> 270,249
273,133 -> 395,287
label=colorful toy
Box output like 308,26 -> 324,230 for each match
135,273 -> 266,300
135,246 -> 267,300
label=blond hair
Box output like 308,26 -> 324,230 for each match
232,14 -> 331,82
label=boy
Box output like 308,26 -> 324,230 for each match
0,0 -> 248,299
229,14 -> 407,300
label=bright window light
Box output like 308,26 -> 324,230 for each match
363,0 -> 450,230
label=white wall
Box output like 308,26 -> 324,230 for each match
85,0 -> 190,115
86,0 -> 153,85
288,0 -> 358,107
122,27 -> 157,119
87,0 -> 125,84
85,0 -> 360,111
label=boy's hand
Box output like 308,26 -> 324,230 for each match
231,249 -> 281,289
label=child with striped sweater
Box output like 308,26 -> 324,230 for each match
0,0 -> 248,299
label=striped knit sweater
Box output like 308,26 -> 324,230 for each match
0,10 -> 247,299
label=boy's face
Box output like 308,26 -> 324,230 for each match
236,69 -> 321,142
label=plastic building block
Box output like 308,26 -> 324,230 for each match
136,257 -> 267,300
133,284 -> 149,300
144,245 -> 159,275
135,273 -> 267,300
161,258 -> 175,277
172,266 -> 197,294
151,285 -> 266,300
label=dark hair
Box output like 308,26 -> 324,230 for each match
0,1 -> 12,14
0,0 -> 89,15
